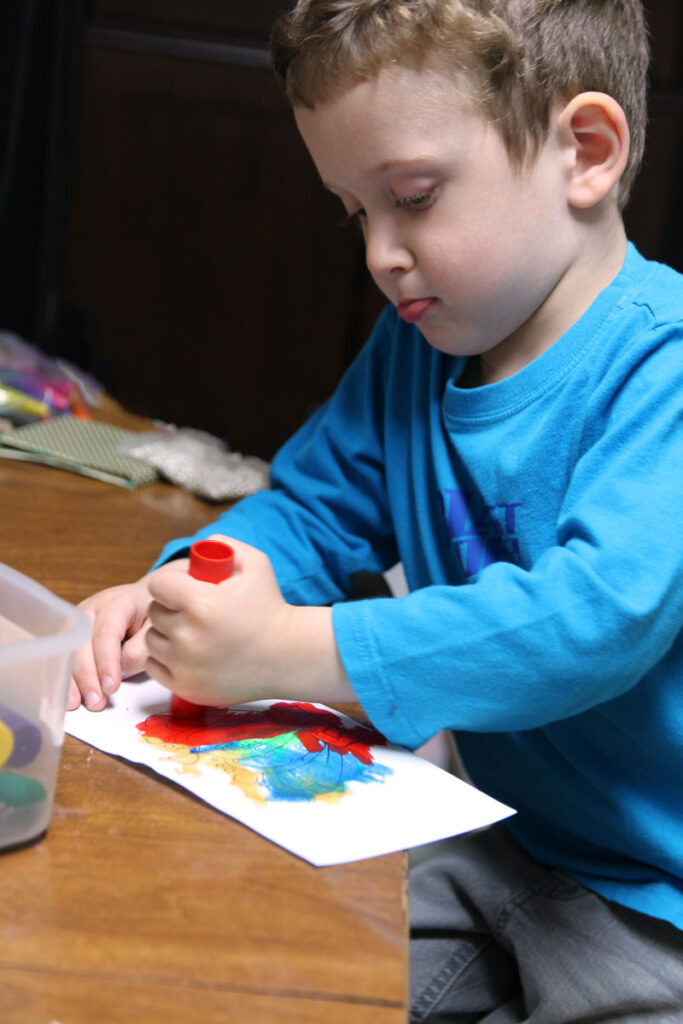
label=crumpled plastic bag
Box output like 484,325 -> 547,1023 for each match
120,425 -> 269,501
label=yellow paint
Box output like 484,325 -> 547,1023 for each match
315,790 -> 345,805
0,720 -> 14,768
140,735 -> 268,804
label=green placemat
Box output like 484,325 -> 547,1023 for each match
0,416 -> 158,488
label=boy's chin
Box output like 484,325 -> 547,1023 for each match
414,323 -> 465,357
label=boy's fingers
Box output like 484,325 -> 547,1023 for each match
69,641 -> 107,712
120,623 -> 151,679
146,655 -> 173,692
66,578 -> 156,712
145,626 -> 172,664
147,600 -> 179,633
90,628 -> 123,695
66,678 -> 83,712
90,602 -> 142,696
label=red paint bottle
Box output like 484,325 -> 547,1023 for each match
169,539 -> 234,719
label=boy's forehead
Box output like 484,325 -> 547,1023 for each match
295,63 -> 478,176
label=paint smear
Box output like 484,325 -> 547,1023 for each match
137,701 -> 392,804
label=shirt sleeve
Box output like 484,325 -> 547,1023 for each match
152,309 -> 400,604
333,328 -> 683,748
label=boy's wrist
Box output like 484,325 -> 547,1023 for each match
270,604 -> 357,706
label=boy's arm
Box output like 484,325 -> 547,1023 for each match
70,312 -> 398,710
144,538 -> 357,708
152,308 -> 400,604
333,331 -> 683,749
69,544 -> 359,712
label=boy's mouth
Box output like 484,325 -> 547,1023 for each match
397,297 -> 436,323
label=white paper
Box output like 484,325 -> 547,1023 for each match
65,678 -> 514,866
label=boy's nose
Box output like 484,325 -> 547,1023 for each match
364,221 -> 414,280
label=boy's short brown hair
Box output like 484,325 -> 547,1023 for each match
271,0 -> 650,208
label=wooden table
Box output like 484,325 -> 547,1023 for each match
0,406 -> 408,1023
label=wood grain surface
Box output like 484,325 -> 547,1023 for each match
0,403 -> 408,1023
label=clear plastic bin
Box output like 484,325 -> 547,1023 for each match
0,563 -> 91,851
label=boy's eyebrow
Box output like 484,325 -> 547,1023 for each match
373,157 -> 438,175
322,156 -> 441,194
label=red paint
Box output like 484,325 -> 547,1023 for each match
138,701 -> 386,765
169,696 -> 205,719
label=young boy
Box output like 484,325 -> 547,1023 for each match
70,1 -> 683,1019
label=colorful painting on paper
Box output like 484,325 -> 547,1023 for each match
65,679 -> 514,866
136,701 -> 392,805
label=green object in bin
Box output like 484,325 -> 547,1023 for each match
0,770 -> 46,807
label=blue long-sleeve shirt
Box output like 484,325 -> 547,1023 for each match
157,244 -> 683,929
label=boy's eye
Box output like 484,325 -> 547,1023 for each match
395,189 -> 436,211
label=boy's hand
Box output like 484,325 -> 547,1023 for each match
68,536 -> 355,712
67,559 -> 190,712
145,536 -> 355,707
145,537 -> 293,706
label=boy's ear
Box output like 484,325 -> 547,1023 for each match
557,92 -> 630,209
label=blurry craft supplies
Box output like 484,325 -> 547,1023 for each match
0,563 -> 91,850
0,416 -> 158,488
0,331 -> 97,424
0,383 -> 50,424
120,425 -> 269,501
0,333 -> 268,497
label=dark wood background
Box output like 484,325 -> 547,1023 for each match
4,1 -> 683,459
64,0 -> 383,459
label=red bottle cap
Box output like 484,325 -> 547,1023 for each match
189,539 -> 234,584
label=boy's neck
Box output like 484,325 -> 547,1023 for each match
460,217 -> 628,390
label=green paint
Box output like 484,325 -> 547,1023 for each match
0,770 -> 46,807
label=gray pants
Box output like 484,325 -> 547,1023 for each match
410,824 -> 683,1023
